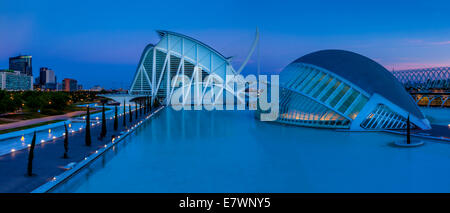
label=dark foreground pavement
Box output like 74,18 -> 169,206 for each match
0,108 -> 151,193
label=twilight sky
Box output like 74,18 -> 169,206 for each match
1,0 -> 450,89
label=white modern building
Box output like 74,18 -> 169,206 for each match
0,69 -> 33,91
276,50 -> 431,131
39,67 -> 56,84
129,30 -> 238,104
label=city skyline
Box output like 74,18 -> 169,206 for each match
1,0 -> 450,89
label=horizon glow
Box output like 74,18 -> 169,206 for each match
1,0 -> 449,89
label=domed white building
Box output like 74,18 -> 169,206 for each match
276,49 -> 431,130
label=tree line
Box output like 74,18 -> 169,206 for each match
0,91 -> 100,114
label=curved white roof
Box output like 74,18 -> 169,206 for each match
291,49 -> 425,119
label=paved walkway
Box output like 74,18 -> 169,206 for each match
0,108 -> 152,193
0,110 -> 100,131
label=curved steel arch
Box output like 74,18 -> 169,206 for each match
129,30 -> 259,106
392,67 -> 450,90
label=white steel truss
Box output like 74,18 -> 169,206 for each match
129,31 -> 240,105
392,67 -> 450,90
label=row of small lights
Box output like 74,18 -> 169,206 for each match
13,106 -> 153,183
49,107 -> 159,182
82,106 -> 142,120
12,105 -> 145,153
13,124 -> 81,153
12,112 -> 134,153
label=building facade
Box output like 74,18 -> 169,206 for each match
0,70 -> 33,91
129,30 -> 237,104
9,55 -> 32,76
39,67 -> 57,90
62,78 -> 78,92
273,50 -> 431,131
39,67 -> 56,85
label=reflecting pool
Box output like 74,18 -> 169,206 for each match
59,108 -> 450,192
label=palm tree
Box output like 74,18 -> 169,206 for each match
114,105 -> 118,131
63,123 -> 69,158
27,131 -> 36,176
85,106 -> 91,146
100,103 -> 107,138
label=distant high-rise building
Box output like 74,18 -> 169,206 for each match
39,67 -> 56,85
62,78 -> 78,92
9,55 -> 32,76
77,84 -> 83,91
0,69 -> 33,91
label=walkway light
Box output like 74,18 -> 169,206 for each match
11,149 -> 15,152
21,136 -> 24,141
41,139 -> 45,143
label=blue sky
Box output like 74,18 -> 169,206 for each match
1,0 -> 450,89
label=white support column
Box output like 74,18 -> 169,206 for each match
142,66 -> 152,89
155,54 -> 169,95
182,38 -> 185,106
151,47 -> 156,104
166,34 -> 171,104
194,43 -> 201,110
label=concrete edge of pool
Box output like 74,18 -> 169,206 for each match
30,106 -> 165,193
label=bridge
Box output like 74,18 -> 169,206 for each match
392,67 -> 450,107
98,93 -> 147,106
392,66 -> 450,90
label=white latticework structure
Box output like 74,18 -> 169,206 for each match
392,67 -> 450,90
271,50 -> 431,130
129,30 -> 239,104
